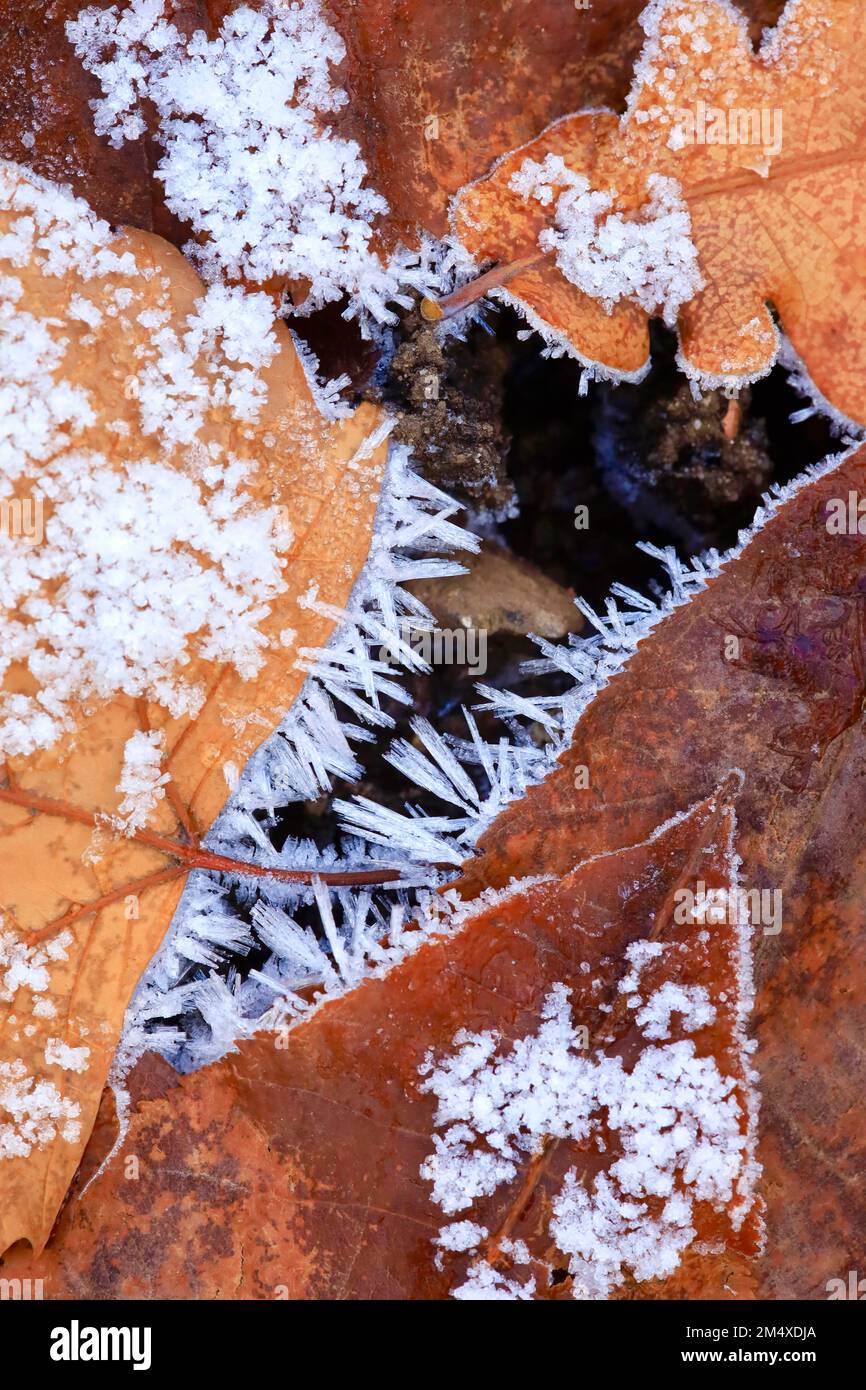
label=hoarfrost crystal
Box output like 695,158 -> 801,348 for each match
68,0 -> 433,329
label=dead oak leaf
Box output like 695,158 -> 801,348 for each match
0,161 -> 390,1255
449,0 -> 866,423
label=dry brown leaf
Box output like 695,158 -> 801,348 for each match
3,781 -> 761,1298
408,540 -> 584,642
0,161 -> 390,1254
322,0 -> 650,243
450,0 -> 866,422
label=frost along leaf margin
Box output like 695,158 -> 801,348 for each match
119,441 -> 477,1073
446,0 -> 866,421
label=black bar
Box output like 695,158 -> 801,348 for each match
4,1295 -> 860,1375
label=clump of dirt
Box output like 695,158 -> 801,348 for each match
648,384 -> 770,510
594,343 -> 772,553
600,377 -> 773,551
592,323 -> 840,554
496,321 -> 662,607
370,307 -> 516,519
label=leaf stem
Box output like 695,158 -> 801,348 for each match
0,785 -> 426,891
420,251 -> 551,321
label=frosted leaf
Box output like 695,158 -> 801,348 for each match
420,979 -> 757,1300
510,154 -> 704,326
68,0 -> 434,329
0,165 -> 294,759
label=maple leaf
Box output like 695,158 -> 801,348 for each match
441,0 -> 866,424
0,161 -> 391,1255
8,439 -> 866,1299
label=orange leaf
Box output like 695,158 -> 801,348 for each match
0,162 -> 390,1254
451,0 -> 866,421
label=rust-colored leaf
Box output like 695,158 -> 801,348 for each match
3,782 -> 762,1298
0,161 -> 390,1254
8,440 -> 865,1299
450,0 -> 866,422
0,1 -> 170,234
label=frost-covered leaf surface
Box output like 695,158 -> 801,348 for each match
66,0 -> 433,330
452,0 -> 866,420
0,160 -> 392,1253
0,0 -> 161,233
8,440 -> 866,1298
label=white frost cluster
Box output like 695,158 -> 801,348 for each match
0,1060 -> 82,1159
43,1037 -> 91,1074
1,927 -> 72,1016
452,1261 -> 537,1301
634,982 -> 715,1040
1,446 -> 291,757
419,980 -> 755,1300
509,154 -> 704,326
1,926 -> 85,1160
0,164 -> 294,758
138,284 -> 280,446
67,0 -> 431,327
111,729 -> 171,835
